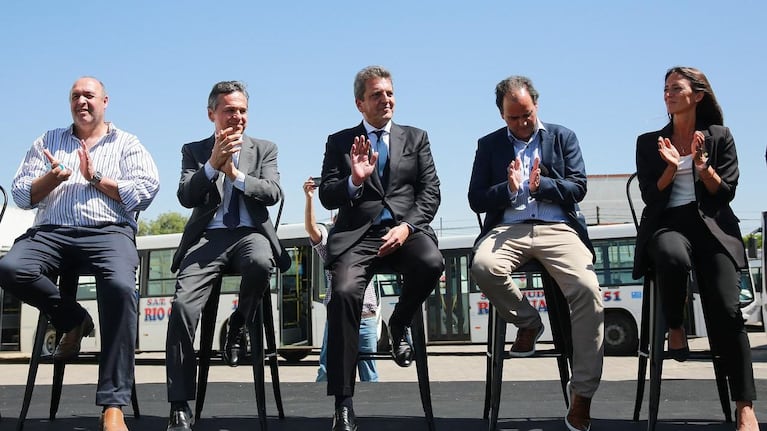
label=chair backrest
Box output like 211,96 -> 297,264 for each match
273,190 -> 284,233
475,212 -> 484,231
625,172 -> 639,229
0,184 -> 7,224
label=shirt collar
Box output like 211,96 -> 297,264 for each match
68,122 -> 115,137
363,120 -> 391,135
507,119 -> 545,145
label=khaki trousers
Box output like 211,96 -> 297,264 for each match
471,222 -> 604,398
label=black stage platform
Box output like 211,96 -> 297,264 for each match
1,379 -> 765,430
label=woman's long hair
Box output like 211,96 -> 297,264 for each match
665,66 -> 724,127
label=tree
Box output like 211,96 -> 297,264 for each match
138,212 -> 189,235
743,232 -> 762,260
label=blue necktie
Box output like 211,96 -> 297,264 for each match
372,130 -> 392,223
223,186 -> 241,229
373,130 -> 387,181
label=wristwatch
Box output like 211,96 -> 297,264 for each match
89,171 -> 103,186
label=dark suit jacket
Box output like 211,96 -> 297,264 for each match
171,135 -> 290,273
468,123 -> 593,254
633,123 -> 746,279
318,122 -> 441,264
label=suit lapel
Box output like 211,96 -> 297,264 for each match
387,123 -> 405,192
538,128 -> 554,170
239,135 -> 256,177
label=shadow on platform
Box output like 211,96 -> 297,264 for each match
1,380 -> 764,430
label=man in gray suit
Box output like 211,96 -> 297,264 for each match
164,81 -> 290,431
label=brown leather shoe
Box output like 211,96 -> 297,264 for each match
99,407 -> 128,431
53,313 -> 94,361
565,382 -> 592,431
509,324 -> 544,357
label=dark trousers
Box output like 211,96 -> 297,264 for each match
0,225 -> 138,406
165,228 -> 274,402
647,203 -> 756,401
326,227 -> 444,396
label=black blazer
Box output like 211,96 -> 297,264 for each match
633,123 -> 746,279
171,135 -> 291,273
318,122 -> 441,264
468,123 -> 593,255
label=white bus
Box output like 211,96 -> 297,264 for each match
14,222 -> 683,360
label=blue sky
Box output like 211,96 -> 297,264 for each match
1,1 -> 765,234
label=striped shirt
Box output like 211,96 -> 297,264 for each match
312,224 -> 378,315
11,123 -> 160,231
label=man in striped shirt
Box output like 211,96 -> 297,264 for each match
0,76 -> 159,431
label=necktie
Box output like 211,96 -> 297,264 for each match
372,130 -> 393,223
223,186 -> 241,229
372,130 -> 387,181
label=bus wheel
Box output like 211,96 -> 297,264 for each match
604,311 -> 638,356
278,349 -> 311,362
43,328 -> 57,357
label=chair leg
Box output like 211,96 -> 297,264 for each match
250,306 -> 267,431
488,306 -> 506,431
195,284 -> 221,421
698,293 -> 734,424
17,313 -> 48,431
49,357 -> 66,420
482,304 -> 494,420
541,272 -> 572,406
130,381 -> 141,418
711,356 -> 733,423
411,307 -> 435,431
647,282 -> 665,431
633,279 -> 652,422
262,294 -> 284,419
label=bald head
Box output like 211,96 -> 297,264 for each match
69,76 -> 109,136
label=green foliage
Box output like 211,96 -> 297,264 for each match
743,233 -> 762,259
138,212 -> 188,236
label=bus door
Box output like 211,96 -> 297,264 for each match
426,250 -> 471,342
277,246 -> 312,359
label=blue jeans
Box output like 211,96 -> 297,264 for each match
317,316 -> 378,382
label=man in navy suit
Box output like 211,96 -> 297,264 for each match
319,65 -> 444,431
164,81 -> 290,431
468,76 -> 603,431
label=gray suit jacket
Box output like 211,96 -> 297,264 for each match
171,134 -> 290,273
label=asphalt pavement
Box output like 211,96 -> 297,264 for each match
1,334 -> 767,430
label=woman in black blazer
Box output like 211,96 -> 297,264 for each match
633,66 -> 759,430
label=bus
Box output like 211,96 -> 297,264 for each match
14,222 -> 756,360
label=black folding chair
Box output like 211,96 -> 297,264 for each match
358,273 -> 436,431
194,197 -> 286,430
0,184 -> 6,422
476,213 -> 573,431
627,172 -> 732,430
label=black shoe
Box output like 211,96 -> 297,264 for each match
223,320 -> 246,367
388,322 -> 414,368
332,406 -> 358,431
167,403 -> 194,431
53,313 -> 94,361
667,345 -> 690,362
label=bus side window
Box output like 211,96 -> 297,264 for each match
146,249 -> 176,297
